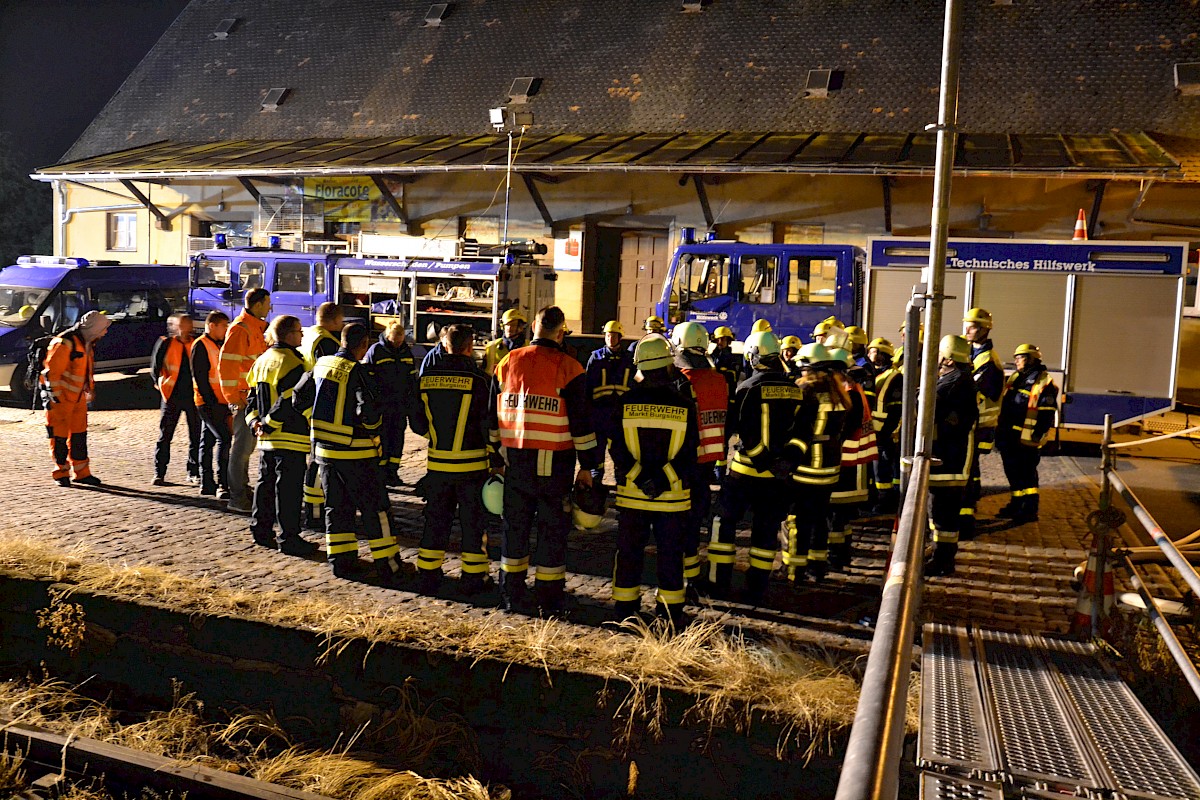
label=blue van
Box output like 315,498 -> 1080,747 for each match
0,256 -> 189,402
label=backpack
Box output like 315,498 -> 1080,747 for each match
23,334 -> 55,410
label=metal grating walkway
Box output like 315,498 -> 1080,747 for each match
919,624 -> 1200,800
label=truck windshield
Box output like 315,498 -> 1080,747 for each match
0,285 -> 50,327
667,252 -> 730,322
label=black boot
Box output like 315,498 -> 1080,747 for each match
925,542 -> 958,577
613,600 -> 641,622
743,567 -> 770,606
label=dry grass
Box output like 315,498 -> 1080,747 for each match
0,533 -> 874,758
0,676 -> 493,800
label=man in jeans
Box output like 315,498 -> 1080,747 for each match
191,310 -> 231,497
219,288 -> 271,514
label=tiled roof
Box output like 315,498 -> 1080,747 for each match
35,131 -> 1182,180
58,0 -> 1200,168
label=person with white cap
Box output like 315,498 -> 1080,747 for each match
40,310 -> 110,486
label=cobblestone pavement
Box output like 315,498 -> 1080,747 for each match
0,385 -> 1129,646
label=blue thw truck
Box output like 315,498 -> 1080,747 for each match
656,235 -> 1187,428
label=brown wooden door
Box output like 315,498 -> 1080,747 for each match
617,231 -> 669,335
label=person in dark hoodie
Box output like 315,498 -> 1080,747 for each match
364,321 -> 417,486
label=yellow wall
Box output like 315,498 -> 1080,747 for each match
58,181 -> 205,265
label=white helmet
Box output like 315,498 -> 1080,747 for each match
670,321 -> 710,351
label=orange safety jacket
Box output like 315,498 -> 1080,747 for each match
218,311 -> 267,406
191,335 -> 226,407
492,341 -> 596,454
681,367 -> 728,464
41,331 -> 92,405
154,336 -> 188,401
840,383 -> 879,466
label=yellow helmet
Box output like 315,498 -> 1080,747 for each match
963,307 -> 993,327
713,325 -> 735,340
939,334 -> 971,364
18,304 -> 35,321
634,334 -> 674,371
780,335 -> 802,350
602,320 -> 624,335
845,325 -> 868,346
501,308 -> 526,325
643,315 -> 665,333
751,319 -> 773,333
867,337 -> 895,356
1014,343 -> 1042,360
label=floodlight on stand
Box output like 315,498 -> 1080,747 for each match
489,106 -> 507,129
513,111 -> 534,127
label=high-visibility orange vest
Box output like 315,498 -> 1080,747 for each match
495,344 -> 583,451
218,311 -> 267,406
41,331 -> 92,404
681,367 -> 728,464
191,335 -> 226,407
156,336 -> 187,401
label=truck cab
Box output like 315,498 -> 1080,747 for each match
0,256 -> 189,401
657,240 -> 864,343
191,247 -> 332,323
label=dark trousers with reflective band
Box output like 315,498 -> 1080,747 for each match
303,457 -> 324,523
252,449 -> 306,543
381,408 -> 407,473
612,507 -> 685,617
999,441 -> 1040,515
321,459 -> 398,566
419,471 -> 489,583
929,483 -> 964,544
683,463 -> 713,581
155,397 -> 200,480
708,473 -> 789,596
500,448 -> 574,607
960,428 -> 994,533
785,482 -> 833,580
873,440 -> 900,508
196,404 -> 231,492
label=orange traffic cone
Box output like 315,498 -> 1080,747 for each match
1070,550 -> 1114,635
1073,208 -> 1088,240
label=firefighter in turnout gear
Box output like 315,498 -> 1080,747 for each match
41,310 -> 110,485
245,315 -> 319,556
488,306 -> 599,614
643,315 -> 666,335
823,347 -> 877,573
780,336 -> 803,379
780,344 -> 851,583
285,324 -> 404,585
300,303 -> 344,528
869,339 -> 902,514
483,308 -> 528,376
926,335 -> 979,577
191,311 -> 231,497
708,330 -> 798,604
670,322 -> 728,592
364,321 -> 417,486
585,320 -> 635,484
996,344 -> 1059,524
408,325 -> 493,596
610,335 -> 700,626
962,308 -> 1004,537
151,313 -> 200,486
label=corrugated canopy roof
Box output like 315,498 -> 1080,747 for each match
33,131 -> 1182,181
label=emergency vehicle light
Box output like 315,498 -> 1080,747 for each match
214,233 -> 228,249
16,255 -> 90,267
268,235 -> 282,249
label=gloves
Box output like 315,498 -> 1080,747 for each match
769,458 -> 796,481
635,475 -> 662,499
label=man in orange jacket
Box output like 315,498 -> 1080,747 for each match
151,313 -> 200,486
219,288 -> 271,513
41,310 -> 110,486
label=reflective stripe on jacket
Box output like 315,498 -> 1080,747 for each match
784,388 -> 847,486
840,382 -> 878,466
971,341 -> 1004,429
41,331 -> 91,404
218,311 -> 267,406
246,345 -> 310,452
1005,369 -> 1058,448
611,380 -> 699,512
491,341 -> 597,454
729,369 -> 803,480
153,336 -> 188,401
301,325 -> 340,371
410,354 -> 492,474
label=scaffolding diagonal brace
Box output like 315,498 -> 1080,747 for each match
521,173 -> 554,229
370,175 -> 408,226
691,175 -> 715,228
238,177 -> 262,203
119,179 -> 172,231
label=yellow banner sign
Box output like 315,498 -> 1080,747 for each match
303,177 -> 401,222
